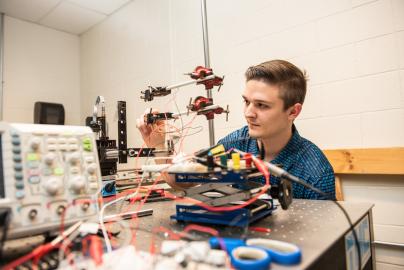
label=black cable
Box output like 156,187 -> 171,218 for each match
259,140 -> 265,160
0,207 -> 11,260
281,172 -> 362,270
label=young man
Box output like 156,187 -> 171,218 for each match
218,60 -> 335,200
137,60 -> 335,199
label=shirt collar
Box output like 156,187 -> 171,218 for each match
271,124 -> 303,165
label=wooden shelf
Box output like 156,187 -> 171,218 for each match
323,147 -> 404,201
323,148 -> 404,175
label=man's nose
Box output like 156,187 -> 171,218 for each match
244,103 -> 256,118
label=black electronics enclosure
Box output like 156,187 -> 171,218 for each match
34,102 -> 65,125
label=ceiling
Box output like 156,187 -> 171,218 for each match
0,0 -> 132,35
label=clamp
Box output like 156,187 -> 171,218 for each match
140,66 -> 224,102
140,86 -> 171,102
187,96 -> 229,121
144,109 -> 176,124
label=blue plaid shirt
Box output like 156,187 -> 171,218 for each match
218,125 -> 335,200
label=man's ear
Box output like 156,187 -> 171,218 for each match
288,103 -> 302,120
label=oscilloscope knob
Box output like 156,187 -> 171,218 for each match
86,163 -> 98,174
69,176 -> 86,194
44,152 -> 56,165
68,152 -> 81,165
43,177 -> 62,196
29,137 -> 42,151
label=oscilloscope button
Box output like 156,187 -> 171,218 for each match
15,190 -> 25,199
12,147 -> 21,154
12,137 -> 21,146
15,172 -> 24,180
15,181 -> 24,189
29,176 -> 40,184
14,163 -> 23,171
13,154 -> 22,162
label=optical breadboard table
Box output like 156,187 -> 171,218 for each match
110,199 -> 375,270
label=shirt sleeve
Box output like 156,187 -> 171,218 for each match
302,167 -> 336,200
293,142 -> 336,200
217,128 -> 245,151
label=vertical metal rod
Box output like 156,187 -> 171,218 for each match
0,13 -> 4,121
201,0 -> 215,146
201,0 -> 210,69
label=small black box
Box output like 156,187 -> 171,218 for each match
34,102 -> 65,125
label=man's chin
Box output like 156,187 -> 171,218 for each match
248,130 -> 261,138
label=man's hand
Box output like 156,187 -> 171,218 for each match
136,109 -> 166,149
136,109 -> 195,191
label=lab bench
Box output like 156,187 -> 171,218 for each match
125,199 -> 374,270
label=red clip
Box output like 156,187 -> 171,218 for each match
190,66 -> 213,79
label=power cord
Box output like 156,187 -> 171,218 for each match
266,163 -> 362,270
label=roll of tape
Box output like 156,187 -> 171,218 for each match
246,238 -> 301,265
231,246 -> 271,270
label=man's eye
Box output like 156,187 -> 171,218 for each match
243,99 -> 250,105
256,103 -> 268,109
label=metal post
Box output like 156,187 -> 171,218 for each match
200,0 -> 215,146
0,13 -> 4,121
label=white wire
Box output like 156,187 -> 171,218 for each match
99,173 -> 149,253
93,186 -> 103,215
99,191 -> 139,253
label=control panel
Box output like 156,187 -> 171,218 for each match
0,123 -> 102,239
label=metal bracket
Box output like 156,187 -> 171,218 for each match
118,101 -> 127,163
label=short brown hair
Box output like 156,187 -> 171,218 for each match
245,60 -> 307,110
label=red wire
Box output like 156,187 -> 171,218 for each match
178,114 -> 198,152
3,243 -> 60,270
129,174 -> 165,247
161,156 -> 270,212
181,224 -> 219,237
249,226 -> 272,233
122,122 -> 177,248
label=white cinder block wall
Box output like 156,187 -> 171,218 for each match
169,0 -> 404,269
3,16 -> 80,125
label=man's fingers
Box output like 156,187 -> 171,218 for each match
155,119 -> 165,126
136,118 -> 147,130
136,118 -> 151,135
136,118 -> 142,128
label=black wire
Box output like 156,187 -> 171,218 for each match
0,207 -> 11,260
282,172 -> 362,270
260,141 -> 265,160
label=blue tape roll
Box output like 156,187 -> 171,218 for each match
231,246 -> 271,270
246,238 -> 301,265
209,237 -> 245,253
